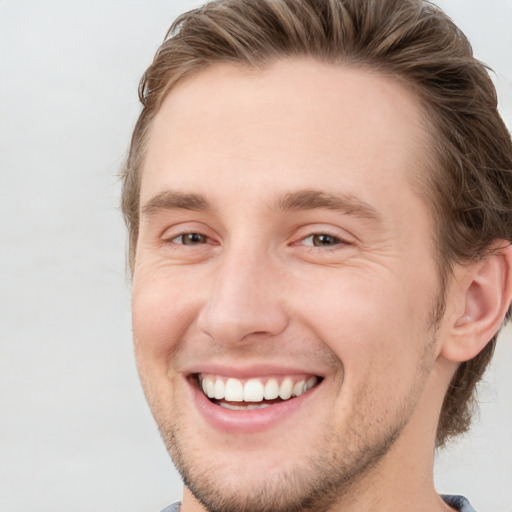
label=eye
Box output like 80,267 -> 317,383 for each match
301,233 -> 343,247
170,233 -> 209,246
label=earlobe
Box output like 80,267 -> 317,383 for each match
441,242 -> 512,363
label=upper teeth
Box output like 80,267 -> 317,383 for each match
200,375 -> 318,402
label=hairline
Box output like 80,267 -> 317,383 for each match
129,56 -> 453,282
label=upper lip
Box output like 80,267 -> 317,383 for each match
185,362 -> 325,380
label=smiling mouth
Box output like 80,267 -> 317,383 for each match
196,374 -> 321,410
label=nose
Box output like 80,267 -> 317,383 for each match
196,249 -> 289,345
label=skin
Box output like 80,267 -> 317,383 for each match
131,59 -> 494,512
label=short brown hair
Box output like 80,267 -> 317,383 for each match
121,0 -> 512,446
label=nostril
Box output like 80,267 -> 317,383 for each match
196,275 -> 289,344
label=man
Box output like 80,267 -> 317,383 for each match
121,0 -> 512,511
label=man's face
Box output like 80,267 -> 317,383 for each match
133,60 -> 448,512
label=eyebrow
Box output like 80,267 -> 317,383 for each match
141,191 -> 210,216
141,188 -> 381,223
274,189 -> 382,222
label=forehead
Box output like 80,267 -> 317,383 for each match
142,58 -> 429,213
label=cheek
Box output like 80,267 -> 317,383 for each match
132,278 -> 199,415
132,270 -> 200,365
292,267 -> 430,382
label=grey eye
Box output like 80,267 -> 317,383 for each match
303,234 -> 341,247
173,233 -> 208,245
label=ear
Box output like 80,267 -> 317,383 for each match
440,242 -> 512,363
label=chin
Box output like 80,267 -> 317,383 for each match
157,409 -> 403,512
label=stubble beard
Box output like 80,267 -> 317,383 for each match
156,363 -> 433,512
153,298 -> 442,512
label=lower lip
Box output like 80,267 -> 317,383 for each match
190,378 -> 320,434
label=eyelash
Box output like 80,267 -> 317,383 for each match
166,231 -> 348,249
168,232 -> 214,246
299,233 -> 344,248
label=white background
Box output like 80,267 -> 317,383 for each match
1,1 -> 511,511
